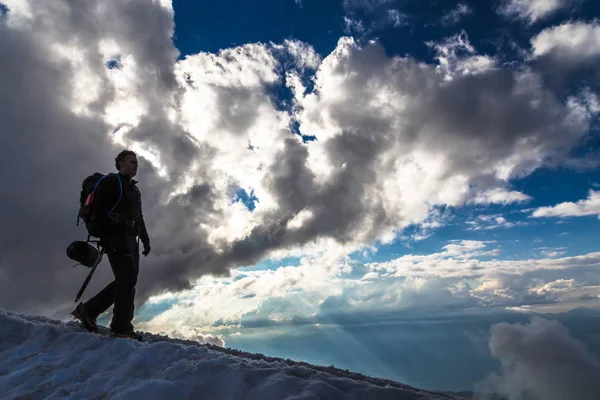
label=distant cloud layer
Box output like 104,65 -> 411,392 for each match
139,240 -> 600,339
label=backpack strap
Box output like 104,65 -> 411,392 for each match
108,174 -> 123,221
90,173 -> 110,196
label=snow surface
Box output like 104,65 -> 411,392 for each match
0,309 -> 458,400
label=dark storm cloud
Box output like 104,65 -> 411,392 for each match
532,52 -> 600,97
0,0 -> 183,317
306,128 -> 390,242
0,6 -> 114,314
409,49 -> 582,154
327,42 -> 585,177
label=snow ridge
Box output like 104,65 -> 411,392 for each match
0,309 -> 457,400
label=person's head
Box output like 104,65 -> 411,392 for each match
115,150 -> 138,178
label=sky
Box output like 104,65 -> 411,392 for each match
1,0 -> 600,394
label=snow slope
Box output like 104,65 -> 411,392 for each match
0,309 -> 458,400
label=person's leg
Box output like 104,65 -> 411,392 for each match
82,281 -> 115,319
73,253 -> 115,331
108,237 -> 139,333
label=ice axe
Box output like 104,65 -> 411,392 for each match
74,246 -> 106,303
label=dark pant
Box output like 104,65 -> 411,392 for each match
83,236 -> 139,333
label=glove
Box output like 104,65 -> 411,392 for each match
142,242 -> 151,257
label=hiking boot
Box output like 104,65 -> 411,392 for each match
71,302 -> 98,332
111,330 -> 143,341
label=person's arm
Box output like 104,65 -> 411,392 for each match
139,217 -> 150,246
139,214 -> 150,246
138,192 -> 151,255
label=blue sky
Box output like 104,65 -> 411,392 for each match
2,0 -> 600,395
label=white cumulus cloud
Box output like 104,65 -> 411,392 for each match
532,21 -> 600,62
531,190 -> 600,218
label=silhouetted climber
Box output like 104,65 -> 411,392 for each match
71,150 -> 151,340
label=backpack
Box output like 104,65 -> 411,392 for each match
77,172 -> 123,237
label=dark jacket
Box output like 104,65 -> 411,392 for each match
90,172 -> 150,247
